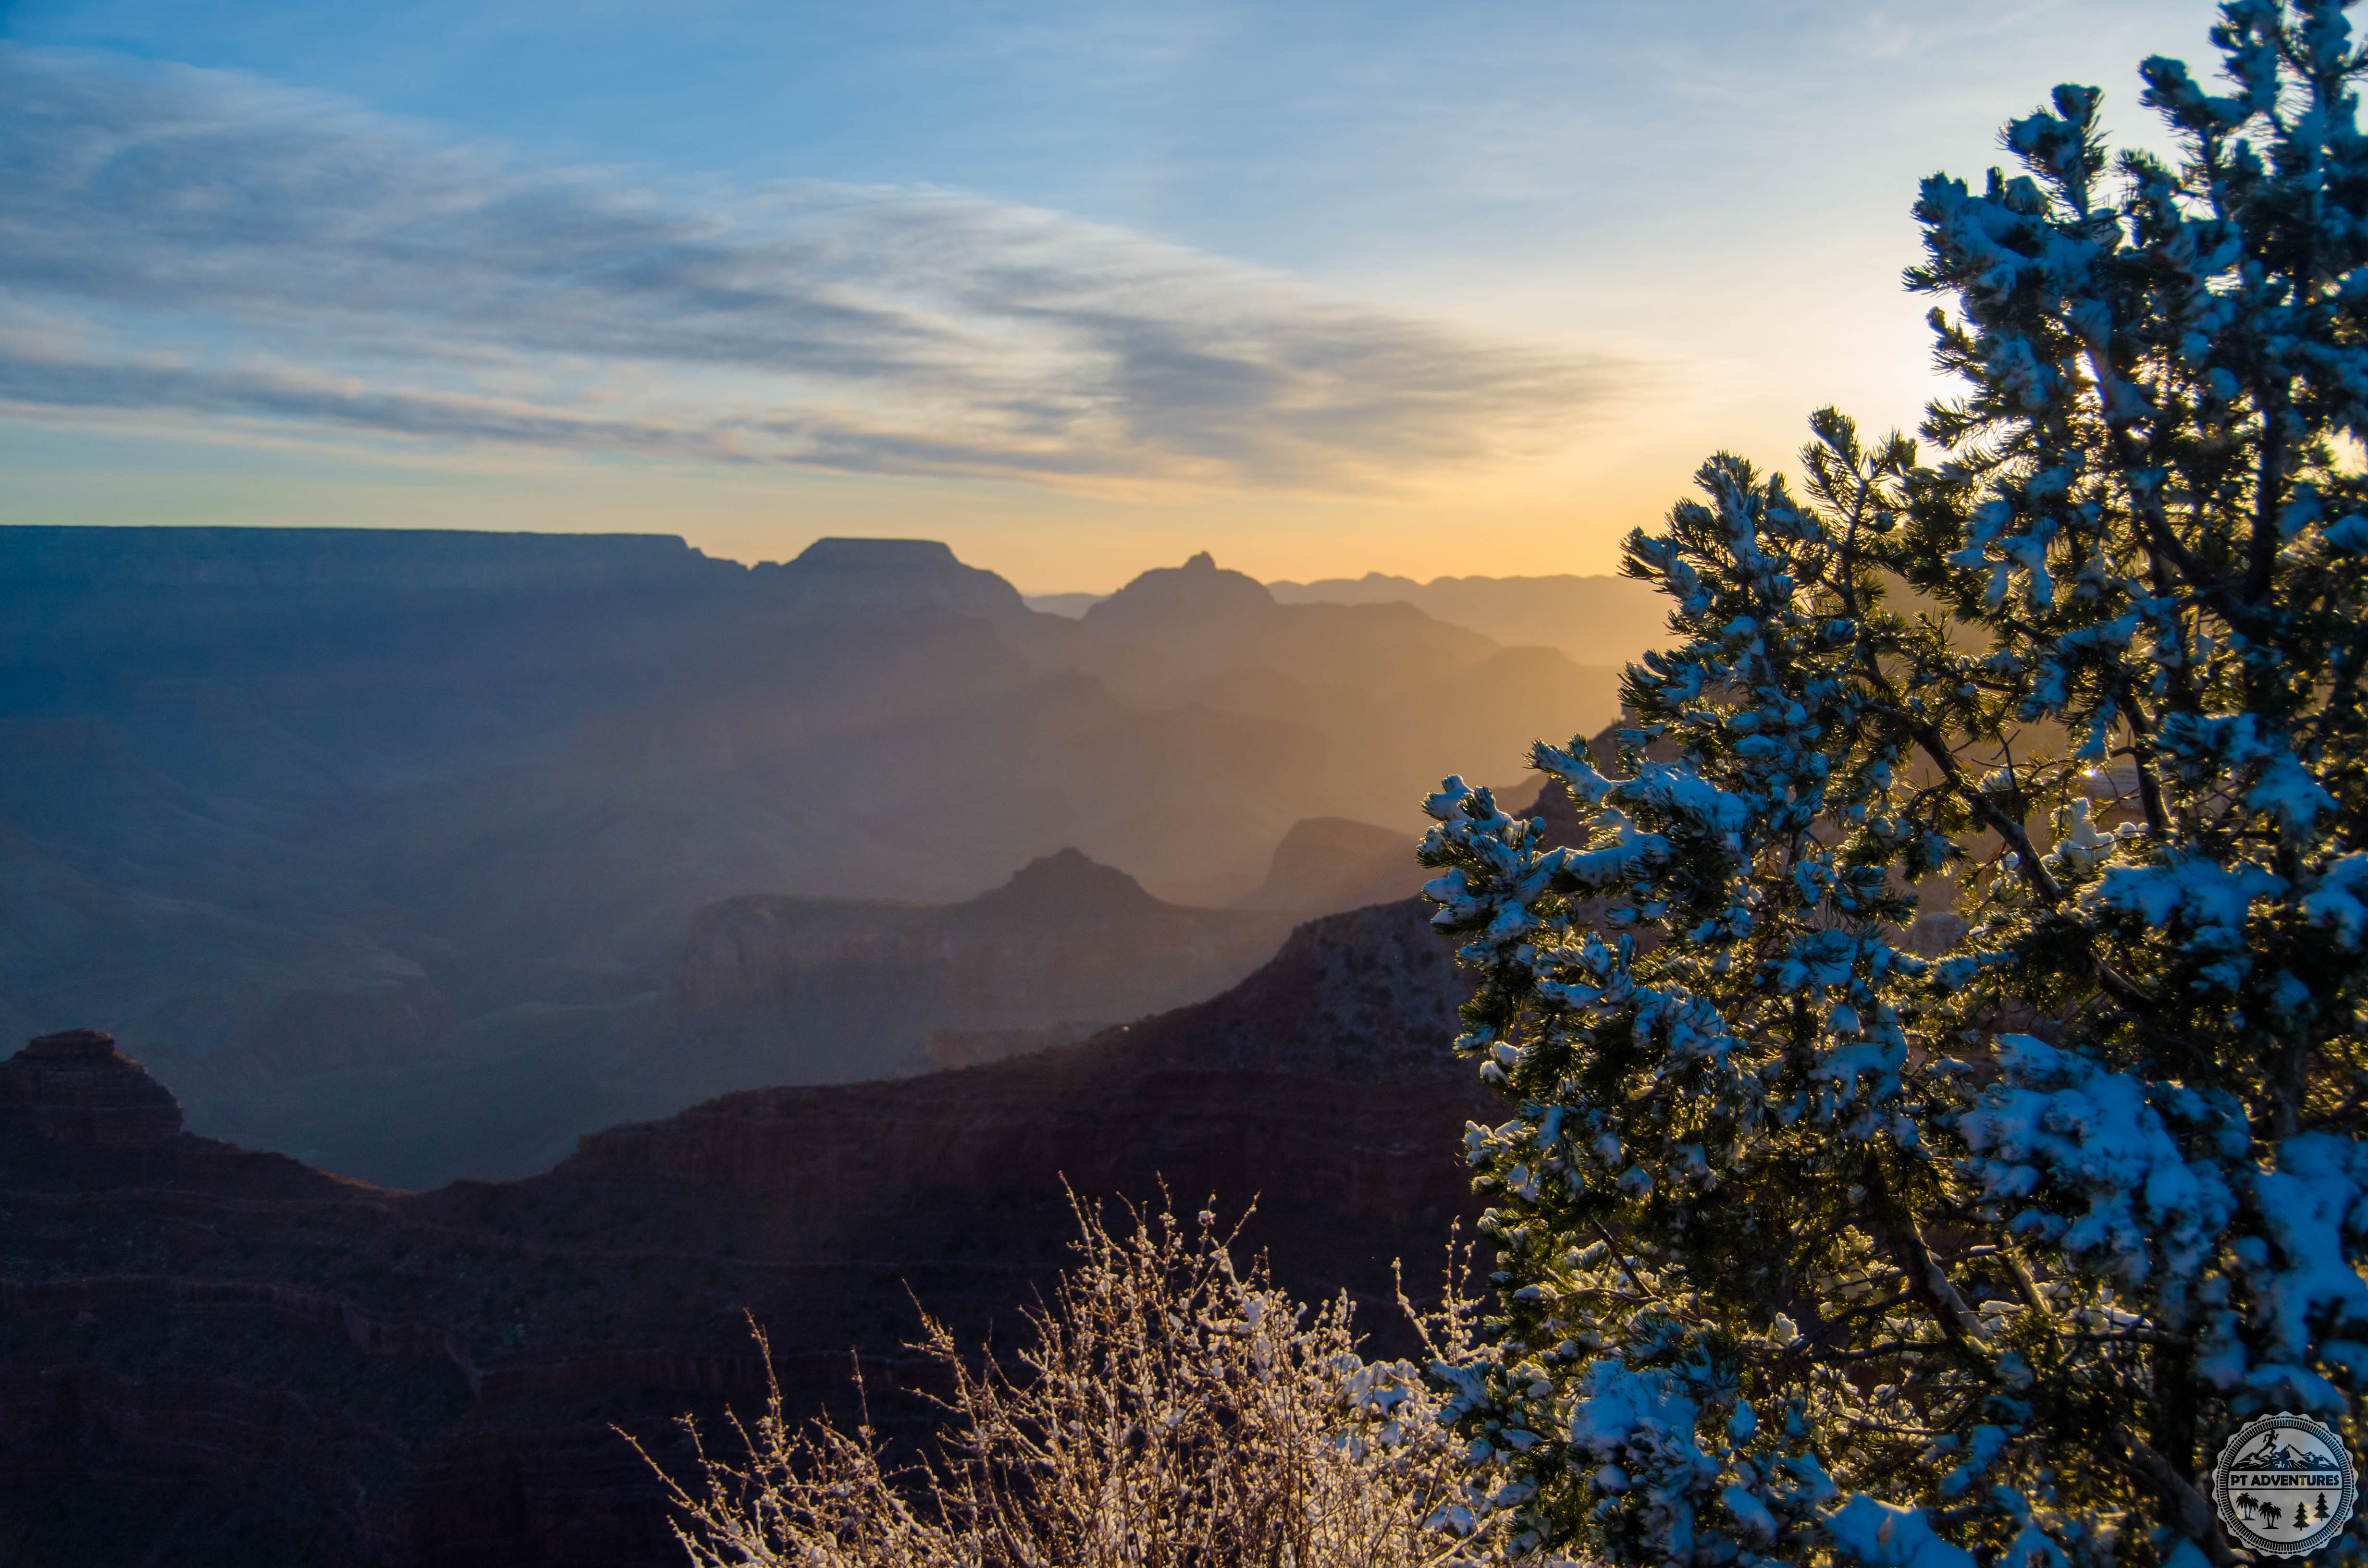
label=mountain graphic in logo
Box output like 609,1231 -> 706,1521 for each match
2214,1413 -> 2357,1558
2235,1437 -> 2345,1476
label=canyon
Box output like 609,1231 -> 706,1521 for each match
0,521 -> 1640,1561
195,822 -> 1434,1190
0,889 -> 1503,1565
0,528 -> 1635,1186
0,780 -> 1594,1562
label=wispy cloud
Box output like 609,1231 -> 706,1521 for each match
0,46 -> 1619,491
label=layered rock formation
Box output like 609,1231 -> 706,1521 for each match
229,846 -> 1317,1189
0,883 -> 1506,1566
580,898 -> 1482,1245
666,847 -> 1297,1079
5,526 -> 1627,1190
752,536 -> 1033,624
0,1029 -> 181,1147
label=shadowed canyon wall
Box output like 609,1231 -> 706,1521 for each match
0,892 -> 1502,1566
0,527 -> 1631,1187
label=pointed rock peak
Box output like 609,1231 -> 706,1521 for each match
1084,551 -> 1273,627
965,847 -> 1166,921
0,1029 -> 183,1147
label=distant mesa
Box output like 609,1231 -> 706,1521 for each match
0,523 -> 721,594
0,1029 -> 184,1147
795,538 -> 960,568
757,536 -> 1031,623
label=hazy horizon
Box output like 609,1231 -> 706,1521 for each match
0,517 -> 1655,598
1,1 -> 2218,591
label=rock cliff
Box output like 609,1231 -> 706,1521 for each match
5,528 -> 1630,1189
665,848 -> 1298,1080
0,891 -> 1503,1566
0,1029 -> 182,1146
751,536 -> 1033,624
582,898 -> 1481,1234
1234,815 -> 1425,914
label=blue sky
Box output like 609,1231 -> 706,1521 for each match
0,0 -> 2223,588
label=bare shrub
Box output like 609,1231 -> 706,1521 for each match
629,1196 -> 1512,1568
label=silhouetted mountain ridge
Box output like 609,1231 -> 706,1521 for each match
0,731 -> 1632,1562
207,842 -> 1333,1187
0,890 -> 1497,1566
752,536 -> 1033,624
1082,549 -> 1274,627
1235,817 -> 1423,913
4,527 -> 1631,1185
1268,568 -> 1669,666
962,846 -> 1167,921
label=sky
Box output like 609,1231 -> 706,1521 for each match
0,0 -> 2227,591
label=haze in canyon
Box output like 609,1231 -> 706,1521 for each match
0,526 -> 1662,1186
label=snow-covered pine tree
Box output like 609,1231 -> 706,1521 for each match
1418,6 -> 2368,1568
